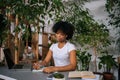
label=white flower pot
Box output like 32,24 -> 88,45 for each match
52,77 -> 65,80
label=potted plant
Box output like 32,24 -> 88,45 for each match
53,73 -> 65,80
98,51 -> 118,80
0,0 -> 65,63
76,50 -> 92,71
62,1 -> 110,72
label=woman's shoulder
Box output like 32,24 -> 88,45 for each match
51,42 -> 58,46
49,43 -> 58,49
66,42 -> 76,51
66,42 -> 75,46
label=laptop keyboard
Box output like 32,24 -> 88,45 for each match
23,64 -> 31,68
13,64 -> 23,69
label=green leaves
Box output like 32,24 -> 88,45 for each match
106,0 -> 120,54
98,54 -> 118,72
106,0 -> 120,28
0,0 -> 64,27
62,2 -> 110,52
53,73 -> 64,78
0,0 -> 65,42
76,50 -> 92,70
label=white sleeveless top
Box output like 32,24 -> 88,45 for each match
50,42 -> 76,66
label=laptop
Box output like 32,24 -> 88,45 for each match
3,48 -> 32,71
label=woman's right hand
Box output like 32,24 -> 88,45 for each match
33,62 -> 41,70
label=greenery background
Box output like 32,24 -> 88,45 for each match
0,0 -> 119,79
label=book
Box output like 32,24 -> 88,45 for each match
68,71 -> 96,79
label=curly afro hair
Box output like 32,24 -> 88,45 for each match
52,21 -> 75,40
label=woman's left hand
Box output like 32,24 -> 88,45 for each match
43,66 -> 57,73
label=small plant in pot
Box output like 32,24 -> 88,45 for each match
98,51 -> 118,80
53,73 -> 65,80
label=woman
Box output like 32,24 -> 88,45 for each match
33,21 -> 77,73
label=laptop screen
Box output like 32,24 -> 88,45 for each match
3,48 -> 15,69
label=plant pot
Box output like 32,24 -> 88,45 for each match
52,73 -> 65,80
103,72 -> 113,80
118,56 -> 120,64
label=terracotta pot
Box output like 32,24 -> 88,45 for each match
118,56 -> 120,64
103,72 -> 113,80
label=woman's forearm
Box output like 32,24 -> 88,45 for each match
41,60 -> 49,66
54,64 -> 76,72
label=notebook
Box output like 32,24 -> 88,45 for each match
32,64 -> 45,72
3,48 -> 32,71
